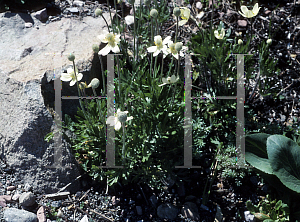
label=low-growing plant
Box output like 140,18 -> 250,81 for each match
246,194 -> 290,222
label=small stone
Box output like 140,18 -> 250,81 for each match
4,208 -> 37,222
51,200 -> 62,208
33,8 -> 48,21
37,206 -> 47,222
73,0 -> 84,7
25,23 -> 33,28
112,196 -> 120,206
244,211 -> 255,222
12,193 -> 21,201
149,195 -> 157,207
196,2 -> 202,9
67,7 -> 79,13
157,203 -> 178,220
6,186 -> 16,191
237,20 -> 247,27
19,192 -> 36,207
136,206 -> 142,215
24,183 -> 32,192
128,199 -> 135,205
57,209 -> 64,218
181,202 -> 200,220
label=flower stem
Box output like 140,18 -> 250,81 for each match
107,0 -> 113,29
101,15 -> 110,33
122,122 -> 126,164
98,54 -> 106,96
133,3 -> 136,61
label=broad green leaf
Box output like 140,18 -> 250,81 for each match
267,135 -> 300,193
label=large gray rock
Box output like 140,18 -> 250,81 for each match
0,12 -> 113,194
3,208 -> 37,222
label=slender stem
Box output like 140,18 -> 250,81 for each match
160,57 -> 164,82
133,4 -> 136,61
101,14 -> 110,32
107,0 -> 113,28
150,17 -> 154,76
98,54 -> 106,96
92,87 -> 105,128
114,0 -> 119,30
122,122 -> 126,164
175,16 -> 178,43
116,55 -> 123,109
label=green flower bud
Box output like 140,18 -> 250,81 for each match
118,111 -> 128,123
150,9 -> 158,18
238,39 -> 243,45
173,7 -> 181,17
95,8 -> 102,16
267,39 -> 272,44
89,78 -> 100,89
67,53 -> 75,62
144,0 -> 151,6
175,42 -> 183,51
92,44 -> 99,53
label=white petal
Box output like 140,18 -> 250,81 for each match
76,73 -> 83,81
115,121 -> 122,131
106,116 -> 116,126
154,35 -> 162,43
162,77 -> 168,84
111,45 -> 120,53
178,19 -> 187,26
60,73 -> 72,81
125,15 -> 134,25
70,80 -> 76,86
99,44 -> 111,56
117,109 -> 121,114
163,36 -> 172,44
147,46 -> 157,53
126,116 -> 133,121
240,6 -> 249,16
153,50 -> 160,57
158,83 -> 167,87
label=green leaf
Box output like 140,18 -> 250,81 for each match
245,133 -> 274,174
267,135 -> 300,193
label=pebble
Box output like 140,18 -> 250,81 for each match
24,183 -> 32,192
6,186 -> 15,191
66,7 -> 79,13
25,23 -> 33,28
136,206 -> 142,215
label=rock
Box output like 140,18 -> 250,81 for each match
25,23 -> 33,28
0,12 -> 113,194
6,186 -> 16,191
244,211 -> 255,222
66,7 -> 79,13
3,208 -> 37,222
0,195 -> 12,207
149,195 -> 157,207
136,206 -> 142,216
112,196 -> 120,206
19,192 -> 36,207
37,206 -> 47,222
24,183 -> 32,192
157,203 -> 178,220
196,2 -> 203,10
33,8 -> 48,22
181,202 -> 200,220
214,204 -> 223,222
12,192 -> 21,201
237,20 -> 247,27
73,1 -> 85,7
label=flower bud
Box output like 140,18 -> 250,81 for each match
144,0 -> 151,6
173,7 -> 181,17
175,42 -> 183,51
267,39 -> 272,44
95,8 -> 102,16
117,111 -> 128,123
88,78 -> 100,89
150,9 -> 158,18
92,44 -> 99,53
79,82 -> 88,90
238,39 -> 243,45
67,53 -> 75,62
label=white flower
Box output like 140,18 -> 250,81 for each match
167,41 -> 186,60
239,3 -> 260,18
159,75 -> 179,86
178,7 -> 190,26
98,30 -> 121,56
266,39 -> 272,44
60,66 -> 83,86
214,28 -> 225,39
125,15 -> 134,25
238,39 -> 243,45
106,109 -> 133,131
147,35 -> 171,57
